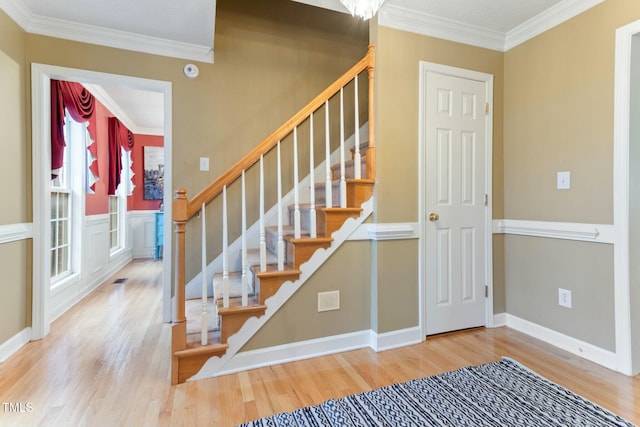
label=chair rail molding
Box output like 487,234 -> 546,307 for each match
493,219 -> 614,244
0,223 -> 33,245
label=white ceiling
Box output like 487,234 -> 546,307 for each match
0,0 -> 604,136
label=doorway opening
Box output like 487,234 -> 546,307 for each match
31,64 -> 173,339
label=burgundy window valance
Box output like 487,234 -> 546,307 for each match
108,117 -> 135,195
51,80 -> 96,175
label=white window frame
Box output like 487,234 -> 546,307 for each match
109,146 -> 130,257
50,112 -> 85,290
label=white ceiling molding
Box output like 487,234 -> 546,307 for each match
505,0 -> 606,50
0,0 -> 214,63
83,83 -> 164,136
378,0 -> 604,52
378,4 -> 505,52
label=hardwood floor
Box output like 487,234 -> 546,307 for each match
1,259 -> 639,426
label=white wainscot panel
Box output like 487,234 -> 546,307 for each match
129,211 -> 157,259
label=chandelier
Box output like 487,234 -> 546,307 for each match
339,0 -> 386,20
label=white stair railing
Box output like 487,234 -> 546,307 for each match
325,100 -> 332,208
276,141 -> 285,270
354,75 -> 361,179
259,155 -> 267,272
309,113 -> 317,238
200,203 -> 209,345
293,127 -> 301,239
339,88 -> 347,208
222,185 -> 230,308
241,171 -> 248,306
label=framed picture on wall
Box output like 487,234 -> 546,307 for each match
144,146 -> 164,200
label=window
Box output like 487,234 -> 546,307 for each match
50,112 -> 86,284
109,195 -> 120,250
109,146 -> 131,254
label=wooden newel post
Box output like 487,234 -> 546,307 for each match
366,44 -> 376,181
173,188 -> 188,324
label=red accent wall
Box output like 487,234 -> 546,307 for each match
128,134 -> 164,211
83,95 -> 165,215
85,102 -> 110,215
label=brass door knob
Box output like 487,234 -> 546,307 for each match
429,212 -> 439,222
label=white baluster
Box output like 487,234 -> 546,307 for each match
293,127 -> 301,239
222,185 -> 230,308
309,113 -> 317,238
259,155 -> 266,272
354,75 -> 361,179
201,203 -> 209,345
241,170 -> 248,307
277,141 -> 285,271
325,100 -> 332,209
340,87 -> 347,208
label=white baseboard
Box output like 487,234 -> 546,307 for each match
214,330 -> 372,377
502,313 -> 618,371
492,313 -> 507,327
0,328 -> 31,363
370,326 -> 423,351
208,325 -> 424,379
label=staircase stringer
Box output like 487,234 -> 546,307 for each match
184,123 -> 368,299
188,197 -> 373,381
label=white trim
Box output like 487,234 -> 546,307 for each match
377,0 -> 603,53
0,0 -> 213,63
379,4 -> 505,52
612,19 -> 639,376
503,313 -> 619,372
31,64 -> 173,340
82,84 -> 164,136
347,222 -> 419,241
505,0 -> 605,51
492,313 -> 507,328
370,326 -> 423,352
418,62 -> 494,339
0,223 -> 33,244
493,219 -> 614,244
0,328 -> 31,363
191,198 -> 374,380
214,330 -> 372,377
208,326 -> 424,378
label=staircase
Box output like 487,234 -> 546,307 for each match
171,46 -> 376,384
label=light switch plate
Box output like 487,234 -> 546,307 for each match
199,157 -> 210,172
557,171 -> 570,190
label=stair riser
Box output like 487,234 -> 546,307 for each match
331,157 -> 367,181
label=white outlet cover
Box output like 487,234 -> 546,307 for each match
199,157 -> 209,172
558,288 -> 572,308
557,171 -> 570,190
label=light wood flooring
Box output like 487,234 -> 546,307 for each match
0,259 -> 639,426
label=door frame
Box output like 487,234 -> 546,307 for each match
31,64 -> 173,339
418,62 -> 494,338
612,19 -> 640,376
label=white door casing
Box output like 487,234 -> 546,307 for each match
419,63 -> 493,336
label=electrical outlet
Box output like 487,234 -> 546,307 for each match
318,291 -> 340,312
199,157 -> 210,172
558,288 -> 572,308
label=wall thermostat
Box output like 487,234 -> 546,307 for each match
183,63 -> 199,79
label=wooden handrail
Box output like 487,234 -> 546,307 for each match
177,45 -> 375,221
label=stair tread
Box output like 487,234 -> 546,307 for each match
285,234 -> 333,243
176,341 -> 228,357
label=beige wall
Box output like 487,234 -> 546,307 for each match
0,10 -> 30,343
243,241 -> 371,350
503,0 -> 640,353
372,25 -> 505,331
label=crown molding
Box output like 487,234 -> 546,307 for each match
505,0 -> 605,50
378,4 -> 505,52
378,0 -> 605,53
82,83 -> 164,136
0,0 -> 213,63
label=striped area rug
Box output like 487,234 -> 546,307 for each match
239,358 -> 635,427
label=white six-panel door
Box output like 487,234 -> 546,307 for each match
424,68 -> 490,335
